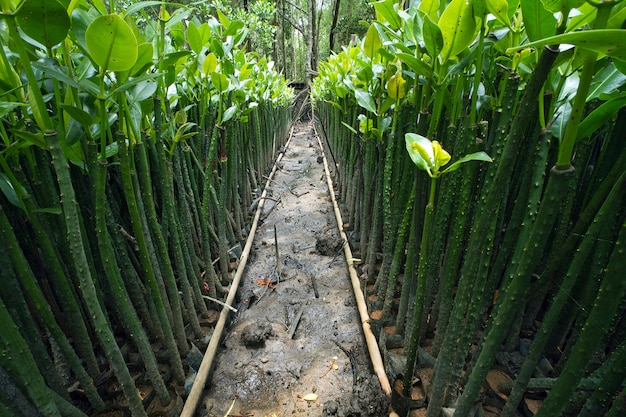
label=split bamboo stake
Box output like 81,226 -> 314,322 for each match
180,122 -> 296,417
314,125 -> 393,396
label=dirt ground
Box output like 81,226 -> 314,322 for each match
194,122 -> 389,417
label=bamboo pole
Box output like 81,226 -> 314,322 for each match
180,122 -> 296,417
314,125 -> 393,396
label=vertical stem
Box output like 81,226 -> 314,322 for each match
47,131 -> 148,417
403,176 -> 437,396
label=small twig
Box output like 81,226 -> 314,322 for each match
288,304 -> 306,339
334,340 -> 357,388
320,358 -> 337,378
201,295 -> 238,313
274,224 -> 282,278
222,399 -> 236,417
310,273 -> 319,298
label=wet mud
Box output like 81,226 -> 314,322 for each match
196,122 -> 389,417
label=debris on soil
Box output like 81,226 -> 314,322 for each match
316,226 -> 344,256
197,122 -> 389,417
241,322 -> 274,348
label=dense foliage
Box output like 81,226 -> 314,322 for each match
313,0 -> 626,415
0,0 -> 291,416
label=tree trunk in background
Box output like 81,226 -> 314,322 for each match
329,0 -> 340,52
305,0 -> 318,86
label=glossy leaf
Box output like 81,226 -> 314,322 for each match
355,89 -> 377,114
210,72 -> 229,92
203,53 -> 219,74
187,21 -> 202,53
423,14 -> 444,59
0,173 -> 25,209
363,25 -> 382,61
419,0 -> 439,21
439,0 -> 478,62
485,0 -> 510,27
396,53 -> 434,78
222,105 -> 238,123
86,14 -> 138,72
587,64 -> 626,102
577,94 -> 626,140
130,43 -> 154,76
405,132 -> 434,174
386,71 -> 407,99
60,104 -> 95,129
440,151 -> 492,174
373,0 -> 402,30
521,0 -> 556,41
507,30 -> 626,62
16,0 -> 70,49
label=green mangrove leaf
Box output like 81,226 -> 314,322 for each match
341,121 -> 358,135
210,72 -> 229,92
439,0 -> 478,62
485,0 -> 510,27
386,71 -> 407,99
60,104 -> 94,129
12,130 -> 47,149
363,25 -> 382,61
577,94 -> 626,141
423,14 -> 444,59
587,64 -> 626,102
419,0 -> 439,21
0,173 -> 25,209
355,89 -> 377,114
187,21 -> 202,53
86,14 -> 138,72
507,30 -> 626,62
608,7 -> 626,30
542,0 -> 584,13
373,0 -> 401,30
0,102 -> 24,118
130,43 -> 154,76
32,207 -> 62,215
521,0 -> 556,41
16,0 -> 70,49
123,1 -> 181,18
440,151 -> 492,174
397,53 -> 434,78
566,2 -> 596,32
405,132 -> 434,175
0,0 -> 21,13
203,53 -> 218,74
217,8 -> 231,31
222,105 -> 238,123
358,114 -> 374,134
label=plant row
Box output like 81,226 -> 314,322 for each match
312,0 -> 626,416
0,1 -> 292,416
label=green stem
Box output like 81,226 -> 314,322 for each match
556,4 -> 612,168
403,176 -> 437,397
534,215 -> 626,417
453,166 -> 575,417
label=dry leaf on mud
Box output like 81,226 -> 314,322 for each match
301,393 -> 318,402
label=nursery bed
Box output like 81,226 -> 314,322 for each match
193,122 -> 389,417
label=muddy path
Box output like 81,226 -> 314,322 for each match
195,122 -> 389,417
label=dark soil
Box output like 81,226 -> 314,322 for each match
195,122 -> 389,417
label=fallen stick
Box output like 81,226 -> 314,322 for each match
288,303 -> 306,339
314,126 -> 392,396
180,122 -> 297,417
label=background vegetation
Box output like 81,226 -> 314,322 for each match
2,0 -> 626,416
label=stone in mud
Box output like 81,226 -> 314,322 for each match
241,322 -> 274,348
322,377 -> 389,417
316,227 -> 343,256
